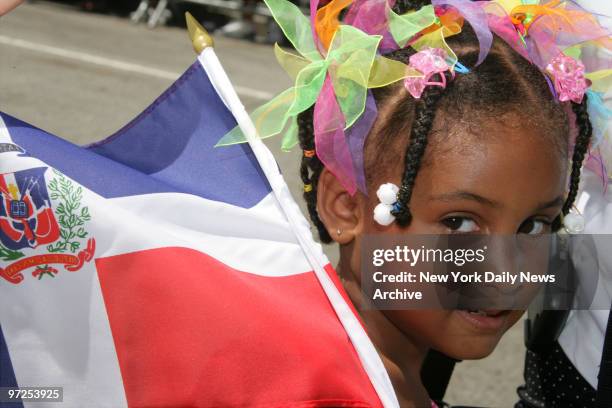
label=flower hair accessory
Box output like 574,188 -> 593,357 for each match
404,47 -> 454,99
545,54 -> 588,104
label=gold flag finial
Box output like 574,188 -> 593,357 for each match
186,12 -> 214,54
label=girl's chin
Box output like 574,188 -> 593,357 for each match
432,310 -> 518,359
443,343 -> 499,360
437,339 -> 500,360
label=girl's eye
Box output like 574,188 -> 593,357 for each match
441,217 -> 480,233
518,219 -> 549,235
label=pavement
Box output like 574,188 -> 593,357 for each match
0,2 -> 525,406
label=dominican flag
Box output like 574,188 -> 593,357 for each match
0,43 -> 398,407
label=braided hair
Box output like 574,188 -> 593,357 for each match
297,108 -> 332,242
551,96 -> 593,230
390,71 -> 453,226
299,1 -> 593,243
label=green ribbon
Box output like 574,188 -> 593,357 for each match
216,0 -> 425,149
388,4 -> 461,67
388,5 -> 437,48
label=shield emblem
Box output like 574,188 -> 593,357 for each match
0,167 -> 60,250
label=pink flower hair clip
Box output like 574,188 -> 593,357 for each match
404,47 -> 455,99
545,54 -> 589,104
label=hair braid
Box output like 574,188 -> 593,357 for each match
391,71 -> 454,226
297,108 -> 333,243
552,95 -> 593,230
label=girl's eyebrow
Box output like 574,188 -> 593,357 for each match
536,196 -> 565,211
429,192 -> 565,212
428,191 -> 501,208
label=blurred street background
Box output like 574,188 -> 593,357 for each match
0,1 -> 524,406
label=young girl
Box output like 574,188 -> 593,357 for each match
222,0 -> 610,406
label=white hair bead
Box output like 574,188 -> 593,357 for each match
376,183 -> 399,205
374,203 -> 396,226
564,213 -> 585,234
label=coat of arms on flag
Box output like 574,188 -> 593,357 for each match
0,167 -> 95,284
0,167 -> 58,251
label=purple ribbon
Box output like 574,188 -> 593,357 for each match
432,0 -> 493,66
346,91 -> 378,194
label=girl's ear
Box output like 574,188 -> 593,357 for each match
316,168 -> 364,245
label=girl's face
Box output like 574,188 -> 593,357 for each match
345,119 -> 568,359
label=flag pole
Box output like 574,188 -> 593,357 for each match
185,13 -> 399,408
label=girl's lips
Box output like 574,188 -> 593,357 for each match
455,310 -> 510,331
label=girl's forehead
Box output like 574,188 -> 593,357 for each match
425,109 -> 567,160
414,126 -> 568,209
365,111 -> 568,199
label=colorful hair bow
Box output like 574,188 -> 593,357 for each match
345,0 -> 463,61
387,4 -> 438,49
388,4 -> 463,67
217,0 -> 424,195
431,0 -> 493,66
217,0 -> 611,194
587,91 -> 612,149
584,90 -> 612,185
344,0 -> 401,53
384,0 -> 495,69
500,0 -> 612,180
507,0 -> 611,69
